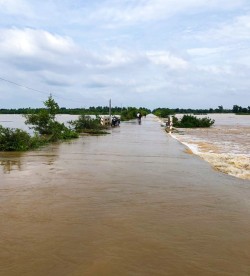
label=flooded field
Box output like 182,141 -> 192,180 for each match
1,115 -> 250,275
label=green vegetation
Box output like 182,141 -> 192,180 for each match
0,126 -> 46,151
1,104 -> 250,116
0,106 -> 151,116
173,115 -> 215,128
121,107 -> 150,121
24,95 -> 78,142
0,96 -> 78,151
69,115 -> 109,135
152,108 -> 175,118
150,105 -> 250,115
232,105 -> 250,115
121,107 -> 137,121
0,106 -> 151,121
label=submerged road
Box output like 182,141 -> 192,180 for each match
1,115 -> 250,275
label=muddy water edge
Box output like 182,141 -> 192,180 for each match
1,115 -> 250,276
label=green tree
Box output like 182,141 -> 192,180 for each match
218,105 -> 223,113
152,108 -> 175,118
0,125 -> 46,151
44,95 -> 59,118
233,105 -> 240,113
70,115 -> 108,134
173,115 -> 215,128
24,95 -> 78,141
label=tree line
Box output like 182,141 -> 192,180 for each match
152,105 -> 250,117
0,106 -> 151,116
0,105 -> 249,116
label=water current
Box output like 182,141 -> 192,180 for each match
1,115 -> 250,275
168,114 -> 250,180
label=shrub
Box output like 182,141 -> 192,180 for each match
153,108 -> 175,118
70,115 -> 108,134
44,121 -> 78,142
25,95 -> 78,141
173,115 -> 215,128
121,108 -> 139,121
0,125 -> 46,151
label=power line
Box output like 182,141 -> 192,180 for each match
0,76 -> 82,104
0,76 -> 50,96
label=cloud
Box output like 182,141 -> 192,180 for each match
89,48 -> 143,69
0,0 -> 32,15
0,28 -> 77,57
196,14 -> 250,43
146,51 -> 188,70
85,0 -> 246,27
0,1 -> 250,109
0,28 -> 89,76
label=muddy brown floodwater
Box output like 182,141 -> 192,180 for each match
1,115 -> 250,276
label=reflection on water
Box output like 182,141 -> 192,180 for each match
0,152 -> 23,174
0,144 -> 60,175
0,159 -> 21,174
1,115 -> 250,276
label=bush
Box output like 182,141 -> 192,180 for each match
153,108 -> 175,118
121,108 -> 144,121
0,125 -> 46,151
173,115 -> 215,128
70,115 -> 108,134
44,121 -> 78,142
25,95 -> 78,142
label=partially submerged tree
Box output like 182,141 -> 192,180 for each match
24,95 -> 78,141
70,115 -> 108,135
0,125 -> 46,151
173,115 -> 215,128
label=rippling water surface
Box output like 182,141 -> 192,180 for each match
171,114 -> 250,179
1,115 -> 250,275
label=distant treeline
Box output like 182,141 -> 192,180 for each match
0,106 -> 151,121
152,105 -> 250,117
0,105 -> 249,116
0,106 -> 125,115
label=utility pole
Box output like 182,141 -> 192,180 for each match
109,99 -> 111,125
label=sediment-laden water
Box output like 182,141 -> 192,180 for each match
1,115 -> 250,275
169,114 -> 250,180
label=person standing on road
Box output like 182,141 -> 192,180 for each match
137,112 -> 142,124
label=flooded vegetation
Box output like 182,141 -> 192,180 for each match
1,115 -> 250,275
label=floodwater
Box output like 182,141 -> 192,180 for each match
1,115 -> 250,275
170,114 -> 250,180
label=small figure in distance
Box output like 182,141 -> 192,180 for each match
137,112 -> 142,125
111,116 -> 120,127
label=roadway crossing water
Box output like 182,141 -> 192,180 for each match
1,115 -> 250,275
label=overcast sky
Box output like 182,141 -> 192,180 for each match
0,0 -> 250,109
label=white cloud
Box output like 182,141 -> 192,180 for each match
197,14 -> 250,43
0,28 -> 77,58
146,51 -> 188,70
0,0 -> 32,15
93,48 -> 142,69
197,65 -> 232,75
86,0 -> 246,26
187,47 -> 227,57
